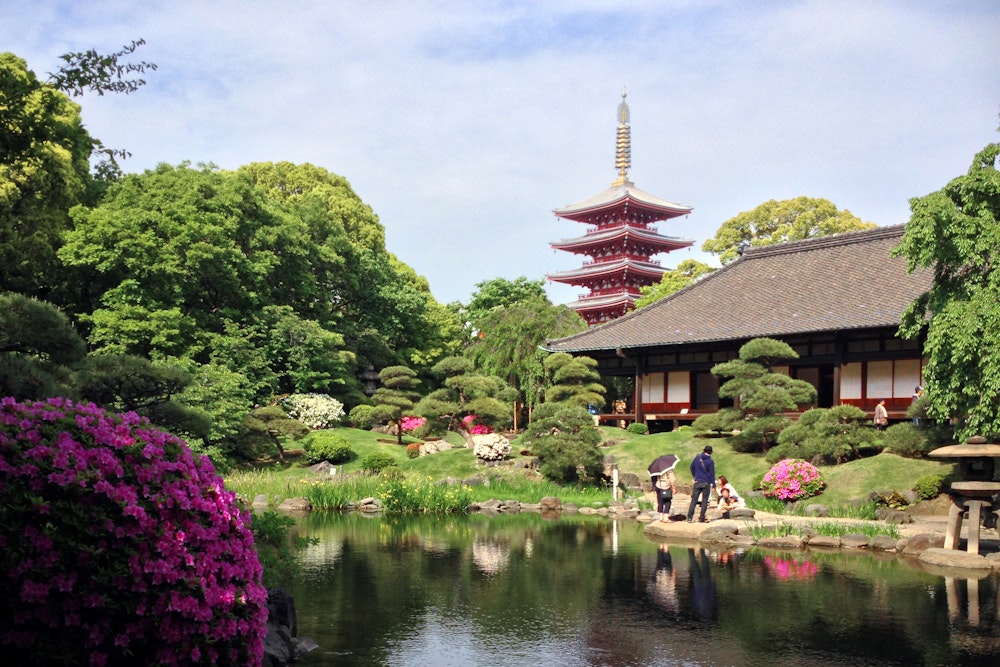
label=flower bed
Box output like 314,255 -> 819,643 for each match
0,397 -> 267,666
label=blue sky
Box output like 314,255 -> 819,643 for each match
2,1 -> 997,306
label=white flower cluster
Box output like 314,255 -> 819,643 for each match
472,433 -> 511,461
280,393 -> 345,430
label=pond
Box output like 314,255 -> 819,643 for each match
286,513 -> 1000,666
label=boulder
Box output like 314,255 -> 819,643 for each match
840,534 -> 870,549
277,497 -> 312,513
868,535 -> 898,552
757,535 -> 805,549
804,504 -> 829,517
919,547 -> 993,571
876,507 -> 913,524
807,535 -> 841,548
539,496 -> 562,511
901,533 -> 945,554
699,522 -> 755,548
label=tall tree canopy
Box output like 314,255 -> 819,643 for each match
702,196 -> 876,265
461,276 -> 547,332
894,140 -> 1000,440
0,53 -> 92,298
633,259 -> 716,309
467,297 -> 586,408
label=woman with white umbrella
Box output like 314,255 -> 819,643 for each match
649,454 -> 679,522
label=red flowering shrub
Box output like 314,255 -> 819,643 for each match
0,397 -> 267,666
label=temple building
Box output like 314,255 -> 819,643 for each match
546,93 -> 694,326
545,225 -> 933,430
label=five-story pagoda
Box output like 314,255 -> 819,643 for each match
547,93 -> 694,326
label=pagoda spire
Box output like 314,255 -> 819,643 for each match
612,89 -> 631,186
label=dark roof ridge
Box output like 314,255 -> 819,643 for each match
741,224 -> 905,259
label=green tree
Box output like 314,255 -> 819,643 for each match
634,259 -> 716,309
0,292 -> 87,399
770,405 -> 877,464
371,366 -> 421,445
240,405 -> 309,462
415,356 -> 516,444
523,402 -> 604,485
468,297 -> 586,408
894,140 -> 1000,440
703,196 -> 877,265
0,53 -> 92,298
712,337 -> 817,452
462,276 -> 547,331
543,352 -> 606,410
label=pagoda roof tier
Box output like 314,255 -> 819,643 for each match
567,292 -> 637,312
546,258 -> 665,286
554,180 -> 693,224
551,223 -> 693,253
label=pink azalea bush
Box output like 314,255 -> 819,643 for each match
760,458 -> 825,501
0,397 -> 267,666
400,416 -> 426,433
462,414 -> 493,435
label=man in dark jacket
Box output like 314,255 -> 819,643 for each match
686,445 -> 716,523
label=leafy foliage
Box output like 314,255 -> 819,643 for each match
702,196 -> 876,265
348,404 -> 378,429
240,405 -> 309,461
0,397 -> 267,665
913,473 -> 946,500
634,259 -> 716,308
415,355 -> 515,442
880,422 -> 932,458
691,408 -> 742,436
770,405 -> 877,464
894,141 -> 1000,440
523,402 -> 604,484
625,422 -> 649,435
302,431 -> 353,465
371,365 -> 420,444
543,352 -> 606,410
467,296 -> 586,408
361,451 -> 397,475
712,338 -> 816,452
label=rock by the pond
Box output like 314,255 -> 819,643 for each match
757,535 -> 805,549
252,494 -> 269,510
919,547 -> 992,571
697,522 -> 755,547
807,535 -> 841,548
540,496 -> 562,511
263,588 -> 318,667
840,534 -> 870,549
901,533 -> 945,554
868,535 -> 898,552
277,497 -> 312,513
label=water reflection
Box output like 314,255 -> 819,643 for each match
287,513 -> 1000,666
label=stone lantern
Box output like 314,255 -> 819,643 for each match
928,436 -> 1000,554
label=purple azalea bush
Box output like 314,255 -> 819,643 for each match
0,397 -> 267,666
760,458 -> 826,501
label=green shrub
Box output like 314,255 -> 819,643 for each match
361,451 -> 397,475
626,422 -> 649,435
406,442 -> 421,459
881,422 -> 931,458
914,473 -> 946,500
523,403 -> 603,484
749,472 -> 765,491
303,432 -> 353,464
348,404 -> 378,429
770,405 -> 876,464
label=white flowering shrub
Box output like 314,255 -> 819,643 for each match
473,433 -> 511,461
280,393 -> 345,430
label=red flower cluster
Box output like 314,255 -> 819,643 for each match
0,397 -> 267,666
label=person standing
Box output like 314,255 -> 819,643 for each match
687,445 -> 716,523
874,399 -> 888,431
655,466 -> 677,522
911,386 -> 923,426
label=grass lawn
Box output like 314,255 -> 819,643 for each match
225,423 -> 958,512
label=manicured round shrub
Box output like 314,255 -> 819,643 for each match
348,404 -> 377,429
406,442 -> 421,459
625,422 -> 649,435
760,458 -> 825,502
361,451 -> 397,475
914,473 -> 946,500
881,422 -> 931,458
0,397 -> 267,666
303,431 -> 353,464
